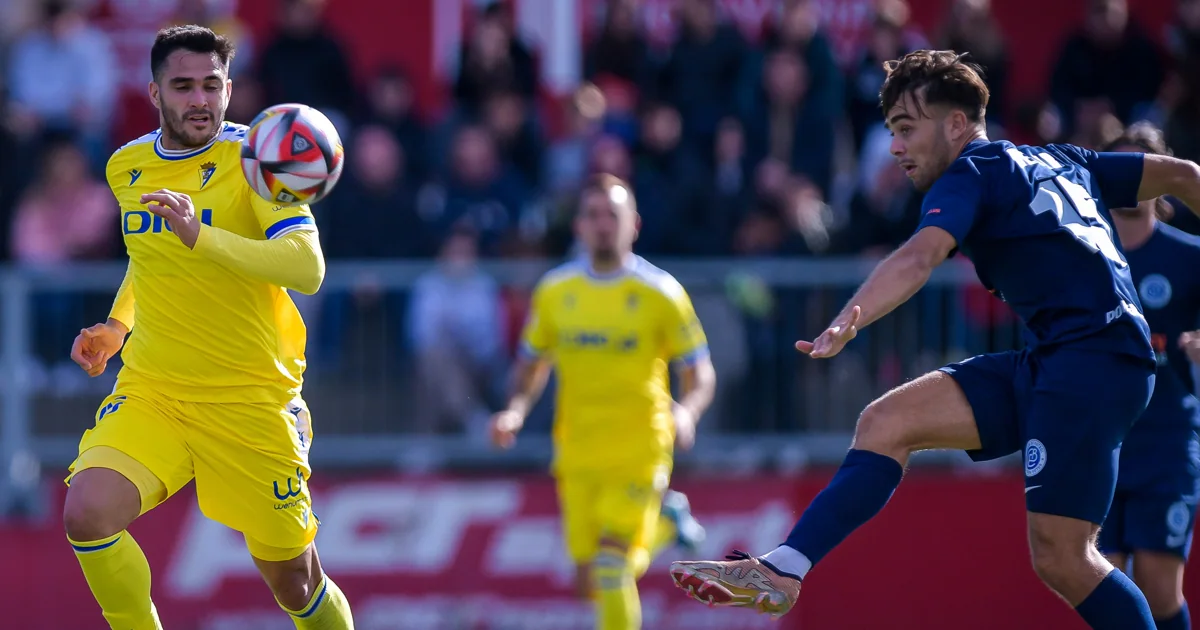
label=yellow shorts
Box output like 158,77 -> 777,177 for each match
65,383 -> 318,562
556,466 -> 670,563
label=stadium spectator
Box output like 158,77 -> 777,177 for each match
754,0 -> 843,121
631,102 -> 698,254
668,116 -> 750,256
6,0 -> 118,171
362,65 -> 428,181
936,0 -> 1009,128
837,125 -> 922,256
741,47 -> 836,198
408,224 -> 506,438
583,0 -> 655,97
482,89 -> 544,189
10,137 -> 118,360
452,1 -> 538,116
419,125 -> 528,257
657,0 -> 747,149
256,0 -> 354,135
542,83 -> 606,197
845,0 -> 921,152
1049,0 -> 1165,137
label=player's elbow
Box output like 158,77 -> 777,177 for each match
291,256 -> 325,295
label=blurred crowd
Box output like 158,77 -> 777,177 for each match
3,0 -> 1200,434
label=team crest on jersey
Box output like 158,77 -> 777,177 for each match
1025,439 -> 1047,477
1139,274 -> 1172,309
199,161 -> 217,189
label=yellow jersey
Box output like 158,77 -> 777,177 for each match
107,122 -> 316,403
520,255 -> 709,476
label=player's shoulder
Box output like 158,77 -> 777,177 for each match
534,260 -> 587,296
210,122 -> 250,157
106,129 -> 160,175
629,256 -> 689,303
1154,221 -> 1200,252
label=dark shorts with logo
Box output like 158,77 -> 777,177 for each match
940,347 -> 1155,525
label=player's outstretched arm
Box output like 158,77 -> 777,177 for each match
1137,154 -> 1200,217
797,226 -> 955,359
490,355 -> 552,449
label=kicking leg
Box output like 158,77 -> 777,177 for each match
252,543 -> 353,629
672,369 -> 984,615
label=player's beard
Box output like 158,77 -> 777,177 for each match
590,246 -> 621,269
161,99 -> 225,149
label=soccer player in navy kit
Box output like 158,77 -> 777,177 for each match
670,51 -> 1200,629
1100,123 -> 1200,630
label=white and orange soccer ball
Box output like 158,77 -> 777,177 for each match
240,103 -> 344,206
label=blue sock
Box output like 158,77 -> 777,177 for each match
782,449 -> 903,566
1157,602 -> 1190,630
1075,569 -> 1155,630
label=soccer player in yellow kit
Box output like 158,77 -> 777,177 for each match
490,174 -> 717,630
62,26 -> 353,630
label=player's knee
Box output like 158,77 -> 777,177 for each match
62,468 -> 140,541
1027,527 -> 1090,589
256,550 -> 321,612
853,399 -> 909,455
574,563 -> 594,600
1131,554 -> 1186,617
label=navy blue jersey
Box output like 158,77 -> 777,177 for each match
918,140 -> 1153,360
1124,221 -> 1200,432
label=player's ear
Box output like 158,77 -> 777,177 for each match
147,81 -> 160,111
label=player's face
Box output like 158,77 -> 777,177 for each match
575,187 -> 638,261
149,50 -> 231,149
887,92 -> 957,192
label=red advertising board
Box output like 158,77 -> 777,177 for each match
3,472 -> 1198,629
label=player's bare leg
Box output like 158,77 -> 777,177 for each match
1129,551 -> 1188,626
671,371 -> 981,616
63,466 -> 163,630
253,544 -> 354,629
1028,513 -> 1113,605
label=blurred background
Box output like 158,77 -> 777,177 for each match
0,0 -> 1197,627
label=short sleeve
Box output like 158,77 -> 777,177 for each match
252,193 -> 317,240
916,161 -> 983,248
1049,144 -> 1145,211
518,282 -> 555,359
661,281 -> 709,366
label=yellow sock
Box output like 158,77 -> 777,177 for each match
594,545 -> 641,630
282,575 -> 354,629
69,531 -> 162,630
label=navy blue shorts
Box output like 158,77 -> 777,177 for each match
941,347 -> 1155,525
1099,423 -> 1200,559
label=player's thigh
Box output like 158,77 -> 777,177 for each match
1123,493 -> 1197,561
852,354 -> 1025,460
1024,350 -> 1155,525
66,390 -> 193,520
1098,491 -> 1130,560
556,475 -> 601,564
188,396 -> 319,561
594,473 -> 667,553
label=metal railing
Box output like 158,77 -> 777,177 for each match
0,258 -> 1023,515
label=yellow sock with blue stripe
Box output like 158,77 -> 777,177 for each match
69,531 -> 162,630
281,574 -> 354,629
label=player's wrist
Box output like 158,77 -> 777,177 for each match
104,318 -> 130,337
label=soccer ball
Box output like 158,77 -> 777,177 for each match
240,103 -> 344,206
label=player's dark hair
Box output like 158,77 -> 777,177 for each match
581,173 -> 639,215
1104,122 -> 1175,220
150,25 -> 236,82
879,50 -> 989,123
1103,122 -> 1172,157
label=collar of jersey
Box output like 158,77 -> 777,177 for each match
153,123 -> 226,161
582,254 -> 639,281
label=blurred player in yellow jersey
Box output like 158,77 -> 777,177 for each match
61,26 -> 353,630
489,174 -> 717,630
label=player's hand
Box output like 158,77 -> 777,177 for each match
142,189 -> 201,249
795,305 -> 861,359
489,410 -> 524,449
70,321 -> 127,377
673,403 -> 697,451
1180,330 -> 1200,365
